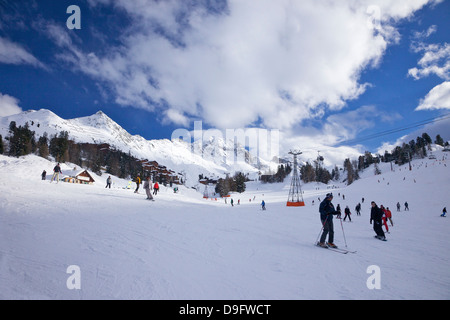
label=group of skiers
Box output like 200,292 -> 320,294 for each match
133,174 -> 160,201
396,202 -> 409,211
318,193 -> 399,248
104,174 -> 161,201
41,163 -> 62,183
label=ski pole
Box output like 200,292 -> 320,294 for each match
339,216 -> 348,248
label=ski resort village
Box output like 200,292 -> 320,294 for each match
0,109 -> 449,300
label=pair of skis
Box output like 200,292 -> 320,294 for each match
315,243 -> 357,254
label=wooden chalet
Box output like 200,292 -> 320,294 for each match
63,170 -> 96,185
140,159 -> 182,185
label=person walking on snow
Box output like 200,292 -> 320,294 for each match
441,207 -> 447,217
397,202 -> 401,212
336,204 -> 342,219
370,201 -> 386,241
144,177 -> 154,201
318,193 -> 339,248
261,200 -> 266,211
153,181 -> 159,195
105,176 -> 112,189
404,201 -> 409,211
41,170 -> 47,181
134,174 -> 141,193
343,205 -> 352,222
355,203 -> 361,216
50,163 -> 62,183
380,205 -> 389,233
385,207 -> 394,226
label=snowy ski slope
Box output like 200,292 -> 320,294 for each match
0,149 -> 449,299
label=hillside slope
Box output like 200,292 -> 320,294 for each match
0,149 -> 449,300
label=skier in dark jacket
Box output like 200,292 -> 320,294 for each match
318,193 -> 339,248
343,206 -> 352,222
105,176 -> 112,189
50,163 -> 62,183
370,201 -> 386,241
336,204 -> 342,219
355,203 -> 361,216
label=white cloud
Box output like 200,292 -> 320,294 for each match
0,37 -> 46,69
163,108 -> 190,127
56,0 -> 440,162
408,43 -> 450,80
0,93 -> 23,117
412,25 -> 437,40
416,81 -> 450,111
65,0 -> 437,129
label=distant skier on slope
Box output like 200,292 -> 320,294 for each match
355,203 -> 361,216
318,193 -> 339,248
441,207 -> 447,217
134,174 -> 141,194
343,206 -> 351,222
385,207 -> 394,226
380,205 -> 389,233
41,170 -> 46,181
105,176 -> 112,189
50,163 -> 62,183
261,200 -> 266,211
370,201 -> 386,241
153,181 -> 159,195
144,177 -> 154,201
336,204 -> 342,219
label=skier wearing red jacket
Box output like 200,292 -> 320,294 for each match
153,181 -> 160,195
385,207 -> 394,226
380,205 -> 389,233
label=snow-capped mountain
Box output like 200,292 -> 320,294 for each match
0,109 -> 277,185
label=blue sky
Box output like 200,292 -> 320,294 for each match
0,0 -> 449,163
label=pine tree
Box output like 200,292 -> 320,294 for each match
331,165 -> 340,181
6,121 -> 35,157
215,178 -> 230,197
343,158 -> 357,185
374,162 -> 381,175
364,151 -> 374,168
37,133 -> 49,159
300,162 -> 315,183
435,134 -> 444,146
234,172 -> 247,193
422,133 -> 432,145
49,131 -> 69,162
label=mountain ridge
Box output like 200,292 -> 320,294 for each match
0,109 -> 277,186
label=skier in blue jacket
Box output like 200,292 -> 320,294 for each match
318,193 -> 339,248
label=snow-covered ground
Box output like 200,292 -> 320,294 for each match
0,150 -> 449,300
